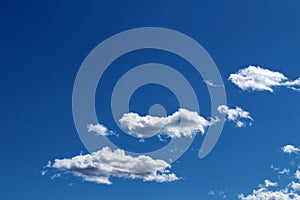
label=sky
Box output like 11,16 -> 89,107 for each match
1,1 -> 300,199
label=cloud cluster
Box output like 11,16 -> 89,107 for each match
229,65 -> 300,92
49,147 -> 179,185
238,144 -> 300,200
238,188 -> 300,200
217,105 -> 253,127
119,108 -> 213,138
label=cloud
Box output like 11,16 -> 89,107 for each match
49,147 -> 179,185
119,108 -> 213,138
208,190 -> 227,199
238,144 -> 300,200
238,188 -> 300,200
87,123 -> 114,136
282,145 -> 300,154
264,179 -> 278,188
217,105 -> 253,127
290,182 -> 300,191
295,170 -> 300,180
279,168 -> 290,175
229,65 -> 300,92
203,80 -> 223,87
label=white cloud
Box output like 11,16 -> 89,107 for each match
49,147 -> 179,185
238,188 -> 300,200
290,182 -> 300,191
119,108 -> 212,138
279,168 -> 290,175
203,80 -> 222,87
295,170 -> 300,180
264,179 -> 278,187
217,105 -> 253,127
208,190 -> 227,199
87,123 -> 114,136
238,144 -> 300,200
229,65 -> 300,92
284,78 -> 300,91
282,145 -> 300,154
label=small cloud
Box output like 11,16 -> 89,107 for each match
217,105 -> 253,127
264,179 -> 278,188
229,65 -> 300,93
279,168 -> 290,175
87,123 -> 116,137
282,145 -> 300,154
203,80 -> 223,87
41,170 -> 47,176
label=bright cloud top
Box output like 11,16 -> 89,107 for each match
119,108 -> 214,138
282,145 -> 300,154
229,65 -> 300,92
49,147 -> 179,185
87,123 -> 114,136
217,105 -> 253,127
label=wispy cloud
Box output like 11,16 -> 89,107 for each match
48,147 -> 179,185
217,105 -> 253,127
229,65 -> 300,92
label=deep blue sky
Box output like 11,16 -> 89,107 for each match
1,1 -> 300,199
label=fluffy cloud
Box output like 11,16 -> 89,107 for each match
282,145 -> 300,154
238,144 -> 300,200
238,188 -> 300,200
87,123 -> 114,136
49,147 -> 179,185
295,171 -> 300,180
264,180 -> 278,188
290,182 -> 300,191
119,108 -> 214,138
229,65 -> 300,92
217,105 -> 253,127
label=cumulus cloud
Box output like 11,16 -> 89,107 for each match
238,188 -> 300,200
87,123 -> 114,136
282,145 -> 300,154
290,182 -> 300,191
238,144 -> 300,200
295,171 -> 300,180
49,147 -> 179,185
217,105 -> 253,127
119,108 -> 214,138
229,65 -> 300,92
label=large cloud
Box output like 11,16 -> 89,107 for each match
217,105 -> 253,127
119,108 -> 214,138
229,65 -> 300,92
49,147 -> 179,185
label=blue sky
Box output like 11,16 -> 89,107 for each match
1,1 -> 300,199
